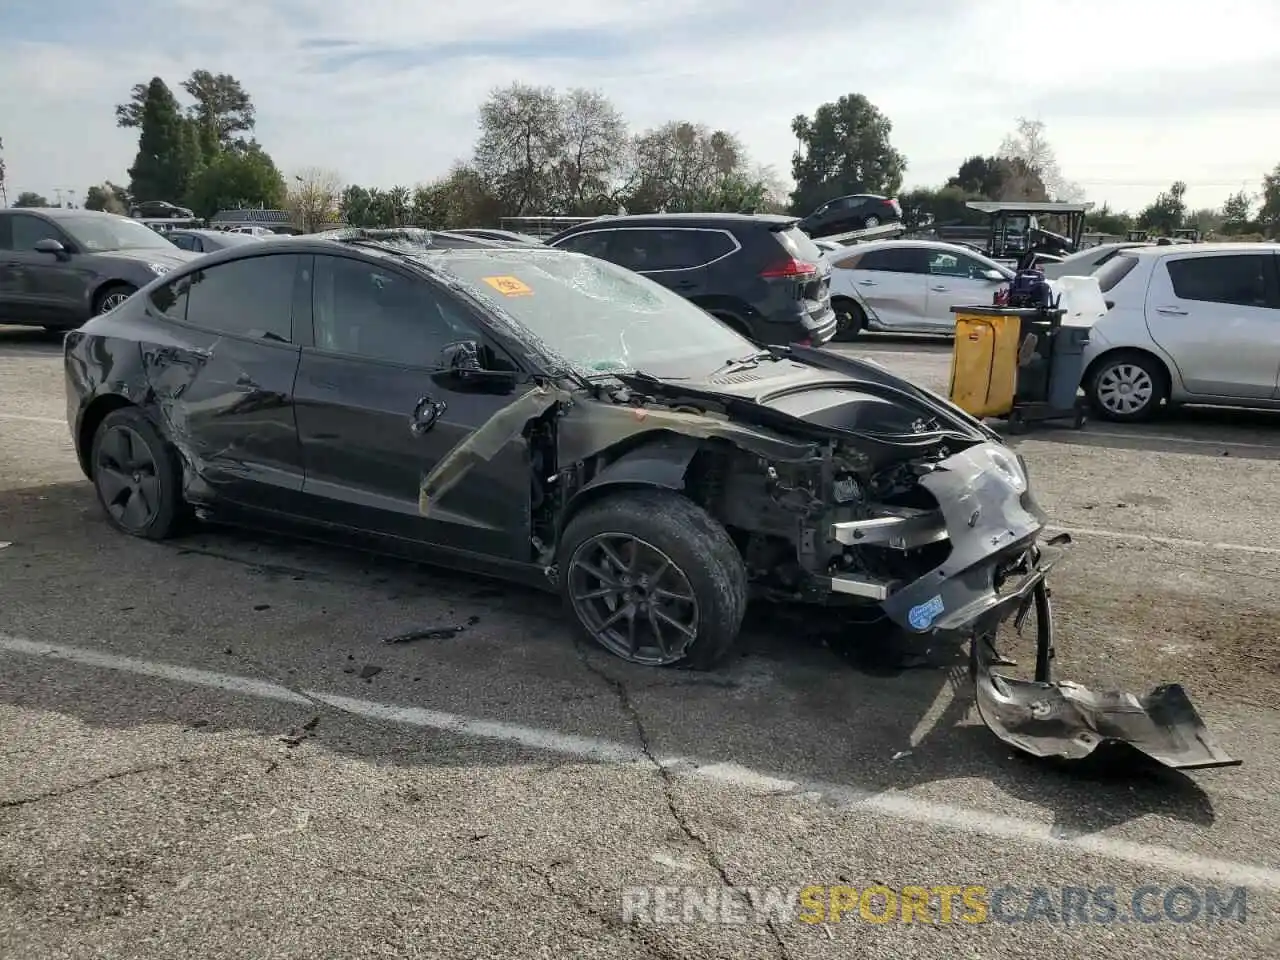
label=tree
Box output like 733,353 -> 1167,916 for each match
182,70 -> 255,159
552,88 -> 628,214
409,164 -> 503,229
1085,203 -> 1132,236
1221,190 -> 1253,234
1135,181 -> 1187,234
789,94 -> 907,215
998,118 -> 1083,202
184,142 -> 285,219
1259,164 -> 1280,238
624,122 -> 763,213
947,155 -> 1047,202
14,191 -> 49,208
84,182 -> 129,214
474,82 -> 566,215
286,167 -> 343,232
126,77 -> 193,203
114,83 -> 151,129
0,136 -> 6,204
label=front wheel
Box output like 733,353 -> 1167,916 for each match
558,490 -> 749,669
90,407 -> 185,540
94,283 -> 137,316
1087,351 -> 1167,422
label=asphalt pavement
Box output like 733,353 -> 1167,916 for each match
1,328 -> 1278,959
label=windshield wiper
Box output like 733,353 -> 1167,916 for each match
707,350 -> 778,378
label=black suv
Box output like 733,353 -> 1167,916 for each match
798,194 -> 902,238
546,213 -> 836,346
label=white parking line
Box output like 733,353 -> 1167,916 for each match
0,413 -> 65,426
2,631 -> 1278,891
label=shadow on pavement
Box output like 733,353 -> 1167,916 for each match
0,481 -> 1219,841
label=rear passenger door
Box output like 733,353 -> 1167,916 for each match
601,228 -> 721,297
837,246 -> 931,329
141,252 -> 310,510
1144,252 -> 1280,400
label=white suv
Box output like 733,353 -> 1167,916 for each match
1081,243 -> 1280,422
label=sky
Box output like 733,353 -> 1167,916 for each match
3,0 -> 1279,215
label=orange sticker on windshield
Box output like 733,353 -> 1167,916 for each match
482,276 -> 533,297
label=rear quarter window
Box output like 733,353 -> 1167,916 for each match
1095,253 -> 1139,293
773,226 -> 824,264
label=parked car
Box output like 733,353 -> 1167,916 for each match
1080,243 -> 1280,422
129,200 -> 195,219
165,229 -> 264,254
825,239 -> 1014,339
546,213 -> 836,346
0,208 -> 198,330
1039,241 -> 1150,280
63,232 -> 1049,676
797,194 -> 902,239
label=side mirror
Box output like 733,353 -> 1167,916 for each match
34,238 -> 66,255
440,339 -> 482,374
983,269 -> 1005,282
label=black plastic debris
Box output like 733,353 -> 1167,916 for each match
383,626 -> 466,644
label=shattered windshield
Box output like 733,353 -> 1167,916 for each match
60,216 -> 178,253
436,249 -> 755,376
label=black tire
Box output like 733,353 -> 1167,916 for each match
831,297 -> 865,341
558,489 -> 748,670
90,407 -> 185,540
93,283 -> 137,316
1086,350 -> 1168,423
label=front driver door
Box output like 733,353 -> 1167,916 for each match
293,251 -> 532,562
5,213 -> 85,326
924,249 -> 1006,329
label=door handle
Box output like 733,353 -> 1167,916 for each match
930,285 -> 949,292
1155,306 -> 1188,316
857,280 -> 877,286
409,396 -> 446,436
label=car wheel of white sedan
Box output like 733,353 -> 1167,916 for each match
1087,351 -> 1168,423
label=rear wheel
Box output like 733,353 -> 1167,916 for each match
1086,350 -> 1168,422
90,407 -> 185,540
558,490 -> 748,669
831,297 -> 866,341
863,216 -> 880,228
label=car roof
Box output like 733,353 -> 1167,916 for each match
2,207 -> 123,220
1120,241 -> 1280,258
562,212 -> 798,229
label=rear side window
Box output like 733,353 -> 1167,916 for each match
857,247 -> 929,274
554,231 -> 612,258
1095,254 -> 1139,293
604,229 -> 705,271
1166,255 -> 1273,307
774,226 -> 824,264
184,253 -> 301,341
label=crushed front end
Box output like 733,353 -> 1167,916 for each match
819,440 -> 1238,771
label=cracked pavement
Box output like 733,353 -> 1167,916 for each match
2,328 -> 1279,959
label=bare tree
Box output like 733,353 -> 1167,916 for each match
552,88 -> 627,213
998,118 -> 1084,202
473,83 -> 566,214
286,167 -> 343,232
627,122 -> 752,212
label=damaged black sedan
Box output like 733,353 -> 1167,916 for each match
62,231 -> 1237,770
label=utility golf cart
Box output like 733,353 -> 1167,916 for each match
964,201 -> 1095,265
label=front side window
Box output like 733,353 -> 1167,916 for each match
8,215 -> 65,251
928,250 -> 997,280
311,254 -> 477,365
1166,255 -> 1274,308
183,254 -> 300,341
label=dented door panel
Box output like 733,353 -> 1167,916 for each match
142,330 -> 305,509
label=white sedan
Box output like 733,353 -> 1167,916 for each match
825,239 -> 1014,339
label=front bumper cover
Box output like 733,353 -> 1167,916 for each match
829,441 -> 1239,771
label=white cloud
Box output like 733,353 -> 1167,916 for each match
3,0 -> 1279,213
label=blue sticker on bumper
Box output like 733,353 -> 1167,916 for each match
908,594 -> 945,630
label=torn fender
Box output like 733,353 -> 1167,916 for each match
419,383 -> 569,515
972,620 -> 1240,770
